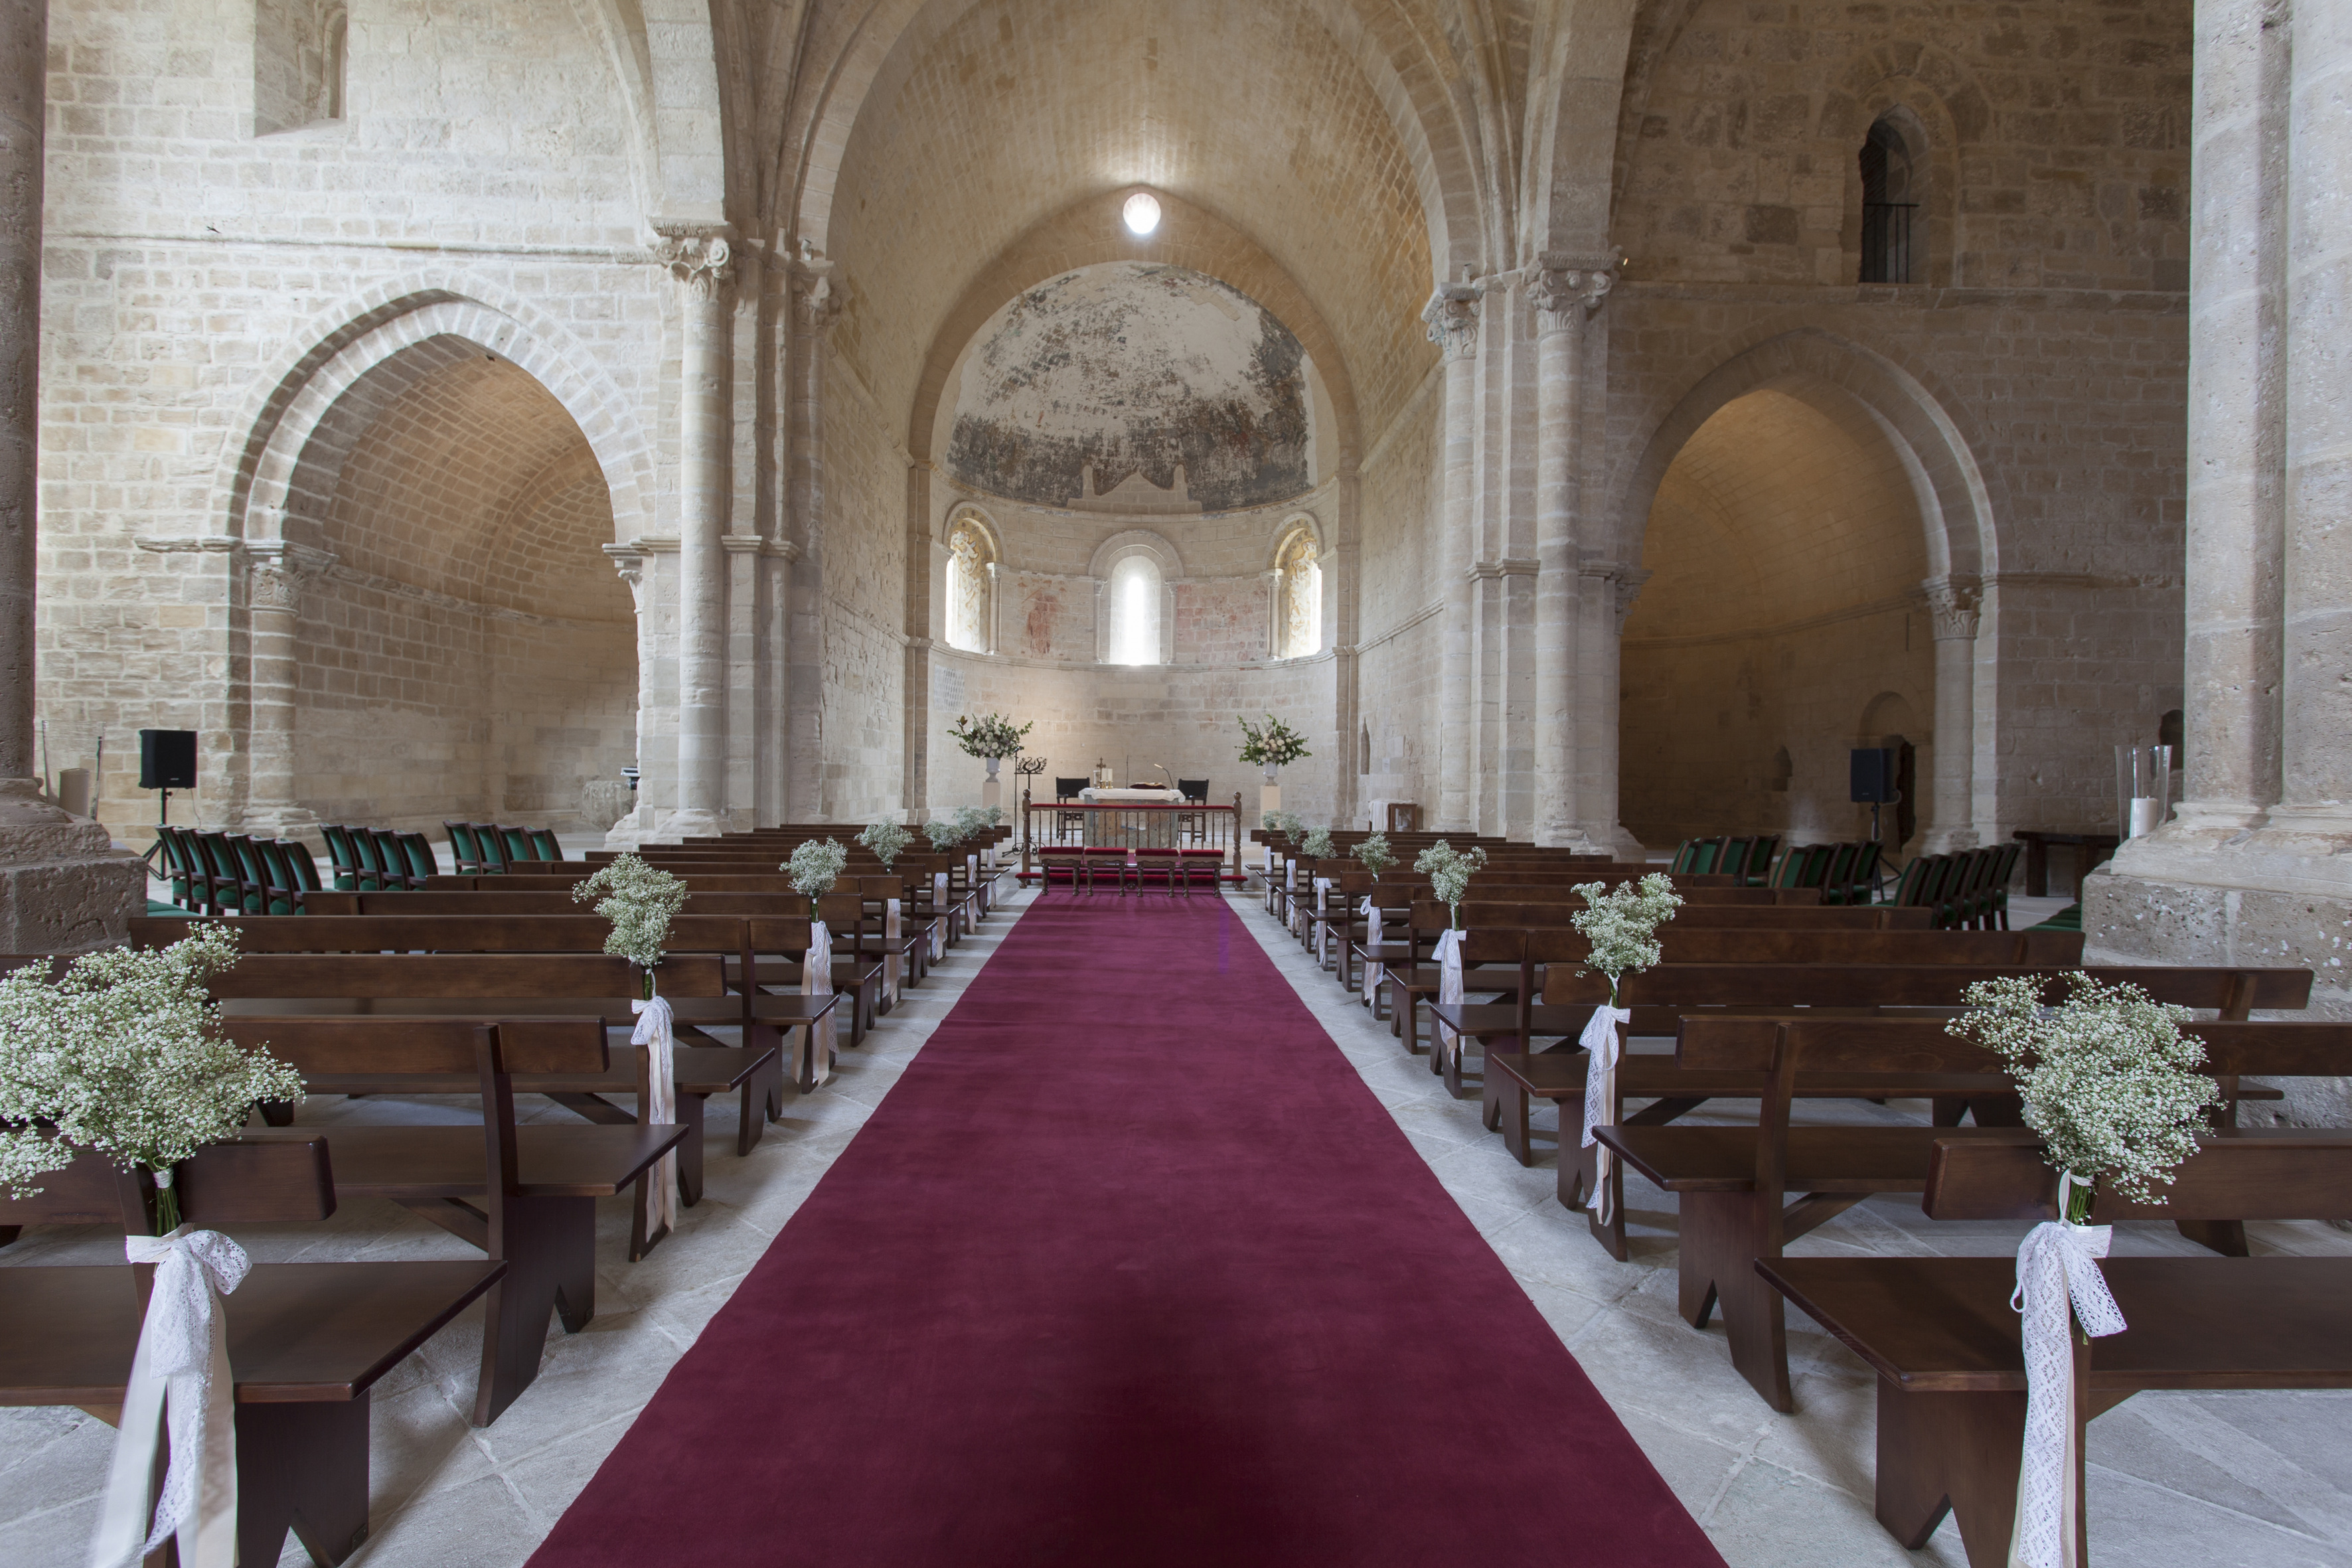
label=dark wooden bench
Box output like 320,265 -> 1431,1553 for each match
1761,1133 -> 2352,1568
0,1137 -> 503,1564
1597,1011 -> 2341,1413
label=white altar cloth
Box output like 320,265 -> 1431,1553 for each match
1079,787 -> 1186,804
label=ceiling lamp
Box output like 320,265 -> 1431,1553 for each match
1123,191 -> 1161,235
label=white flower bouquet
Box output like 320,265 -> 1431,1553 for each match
1261,808 -> 1304,843
1300,826 -> 1336,860
949,712 -> 1032,760
785,838 -> 849,905
952,804 -> 998,842
1572,872 -> 1684,1004
1237,713 -> 1311,767
1949,971 -> 2219,1214
572,853 -> 689,994
923,816 -> 969,851
1353,832 -> 1395,880
1413,840 -> 1488,928
858,819 -> 913,870
0,926 -> 305,1232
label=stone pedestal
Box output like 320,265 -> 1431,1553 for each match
0,786 -> 145,953
980,776 -> 1002,813
1259,782 -> 1281,821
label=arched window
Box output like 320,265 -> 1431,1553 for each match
1276,527 -> 1321,657
1859,113 -> 1921,283
945,517 -> 994,653
1107,554 -> 1162,665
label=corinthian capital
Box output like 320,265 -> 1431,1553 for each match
1529,256 -> 1616,327
1922,576 -> 1982,641
246,542 -> 333,613
659,234 -> 734,301
1421,281 -> 1480,362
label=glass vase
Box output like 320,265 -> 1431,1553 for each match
2116,744 -> 2173,840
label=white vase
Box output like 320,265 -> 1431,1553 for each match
1263,761 -> 1279,783
986,755 -> 1001,781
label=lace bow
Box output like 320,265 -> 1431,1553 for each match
1579,1004 -> 1633,1220
2007,1214 -> 2127,1568
631,993 -> 679,1234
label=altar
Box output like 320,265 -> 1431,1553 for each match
1078,787 -> 1186,805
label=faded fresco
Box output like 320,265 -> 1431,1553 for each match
946,262 -> 1312,512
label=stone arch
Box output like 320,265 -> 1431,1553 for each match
779,0 -> 1487,282
909,194 -> 1365,475
1524,0 -> 1642,259
1829,78 -> 1968,290
1612,327 -> 1997,587
1265,512 -> 1327,573
212,282 -> 656,550
1087,529 -> 1185,582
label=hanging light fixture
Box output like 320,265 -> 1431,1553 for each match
1123,191 -> 1161,235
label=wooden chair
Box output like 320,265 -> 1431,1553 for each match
1081,846 -> 1133,894
395,830 -> 442,884
252,837 -> 304,915
444,820 -> 489,874
473,823 -> 511,874
321,824 -> 365,891
1761,1133 -> 2352,1567
154,824 -> 202,909
1054,777 -> 1088,841
527,827 -> 563,861
0,1137 -> 503,1565
1133,846 -> 1183,894
1176,778 -> 1210,843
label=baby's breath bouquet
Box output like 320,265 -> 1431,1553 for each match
1572,873 -> 1683,1004
858,819 -> 913,870
1413,841 -> 1488,929
1353,831 -> 1395,880
1262,808 -> 1304,843
952,805 -> 997,842
923,816 -> 969,851
1300,826 -> 1336,860
1950,972 -> 2219,1215
785,838 -> 849,909
572,853 -> 689,996
0,927 -> 305,1232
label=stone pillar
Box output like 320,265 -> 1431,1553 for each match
2279,0 -> 2352,819
723,530 -> 762,829
1423,281 -> 1480,832
1263,569 -> 1285,658
0,0 -> 142,947
984,560 -> 1000,655
1575,562 -> 1649,856
242,543 -> 330,836
1922,578 -> 1981,852
1529,262 -> 1610,848
662,236 -> 733,838
784,254 -> 838,823
603,544 -> 653,845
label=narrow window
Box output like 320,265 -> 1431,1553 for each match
1109,555 -> 1162,665
1859,116 -> 1917,283
945,519 -> 991,653
1277,528 -> 1320,657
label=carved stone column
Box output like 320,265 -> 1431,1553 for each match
1529,262 -> 1611,848
1263,569 -> 1285,659
1575,561 -> 1649,855
785,253 -> 839,821
242,542 -> 332,836
663,234 -> 733,838
0,0 -> 141,948
1922,577 -> 1981,852
1423,280 -> 1480,832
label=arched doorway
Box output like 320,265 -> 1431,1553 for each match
1619,385 -> 1936,855
283,341 -> 637,831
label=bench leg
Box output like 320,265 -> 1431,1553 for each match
236,1396 -> 371,1567
1873,1379 -> 2033,1568
1679,1191 -> 1793,1413
674,1093 -> 706,1203
472,1194 -> 596,1427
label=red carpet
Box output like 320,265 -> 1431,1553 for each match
529,896 -> 1722,1566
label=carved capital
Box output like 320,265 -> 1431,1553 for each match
790,243 -> 843,334
1421,282 -> 1480,362
1922,576 -> 1982,641
603,543 -> 648,608
658,234 -> 734,301
1528,260 -> 1614,327
1579,560 -> 1652,631
245,542 -> 332,613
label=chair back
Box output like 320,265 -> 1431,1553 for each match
474,823 -> 510,873
499,826 -> 535,866
443,821 -> 483,874
528,828 -> 563,861
398,831 -> 441,881
1177,779 -> 1208,803
1056,777 -> 1087,802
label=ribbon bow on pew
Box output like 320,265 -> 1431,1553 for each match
91,1219 -> 250,1568
2007,1185 -> 2128,1568
1433,929 -> 1465,1076
1579,1003 -> 1633,1222
631,992 -> 680,1236
803,920 -> 838,1086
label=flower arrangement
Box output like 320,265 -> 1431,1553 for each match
953,804 -> 1000,841
949,712 -> 1032,760
1261,808 -> 1304,843
1948,972 -> 2219,1213
858,819 -> 913,870
1413,841 -> 1489,928
1353,831 -> 1395,881
1571,873 -> 1684,1004
1237,713 -> 1311,768
572,853 -> 690,990
1300,826 -> 1336,860
785,838 -> 849,905
0,927 -> 305,1232
923,815 -> 970,850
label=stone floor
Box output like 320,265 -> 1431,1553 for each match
4,883 -> 2345,1567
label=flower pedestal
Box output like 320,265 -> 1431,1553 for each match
1260,763 -> 1281,821
981,757 -> 1002,815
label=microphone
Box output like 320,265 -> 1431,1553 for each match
1154,763 -> 1173,788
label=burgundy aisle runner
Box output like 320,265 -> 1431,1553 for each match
530,898 -> 1722,1567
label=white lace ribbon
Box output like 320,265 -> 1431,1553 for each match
90,1217 -> 249,1568
930,873 -> 949,959
2007,1202 -> 2127,1568
802,919 -> 838,1085
1358,898 -> 1387,1002
884,898 -> 903,1004
1312,877 -> 1334,960
1432,929 -> 1465,1072
630,993 -> 678,1235
1579,1003 -> 1633,1221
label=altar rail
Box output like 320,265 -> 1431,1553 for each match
1020,792 -> 1246,874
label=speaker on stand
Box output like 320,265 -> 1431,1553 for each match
1850,747 -> 1901,900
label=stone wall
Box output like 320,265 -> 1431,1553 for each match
815,349 -> 908,823
1352,369 -> 1443,828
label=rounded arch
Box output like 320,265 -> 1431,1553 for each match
1611,327 -> 1998,589
779,0 -> 1486,285
943,501 -> 1004,565
1266,512 -> 1326,572
1832,82 -> 1965,290
1524,0 -> 1642,259
1087,528 -> 1184,583
909,193 -> 1366,479
210,281 -> 657,550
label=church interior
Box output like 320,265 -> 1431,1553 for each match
2,0 -> 2349,1563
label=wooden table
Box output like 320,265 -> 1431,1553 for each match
2010,828 -> 2120,901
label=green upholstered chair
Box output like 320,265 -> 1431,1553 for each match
224,834 -> 272,913
366,828 -> 415,890
319,824 -> 362,891
499,826 -> 534,867
444,821 -> 486,874
252,838 -> 302,915
396,831 -> 441,883
526,828 -> 562,861
473,824 -> 509,874
155,825 -> 200,909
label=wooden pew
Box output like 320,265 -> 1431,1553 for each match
1600,1014 -> 2345,1413
1760,1133 -> 2352,1568
0,1138 -> 503,1563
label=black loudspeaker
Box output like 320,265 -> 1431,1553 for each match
1849,747 -> 1897,805
139,730 -> 198,791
